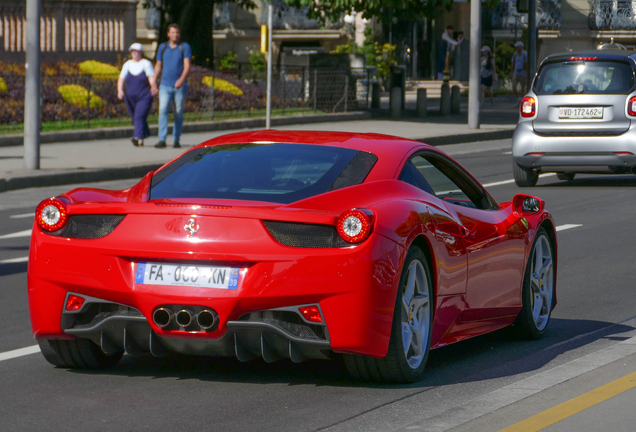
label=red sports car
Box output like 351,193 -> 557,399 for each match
28,131 -> 557,383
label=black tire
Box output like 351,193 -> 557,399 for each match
513,161 -> 539,187
556,172 -> 575,181
344,247 -> 433,383
514,227 -> 556,339
38,339 -> 123,369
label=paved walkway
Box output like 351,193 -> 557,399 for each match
0,109 -> 518,192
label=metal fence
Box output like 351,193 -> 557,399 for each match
0,66 -> 374,135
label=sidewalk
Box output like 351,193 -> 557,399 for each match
0,107 -> 518,193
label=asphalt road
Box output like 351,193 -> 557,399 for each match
1,139 -> 635,432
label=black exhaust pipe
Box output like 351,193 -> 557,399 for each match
153,308 -> 173,328
175,309 -> 194,328
197,309 -> 219,331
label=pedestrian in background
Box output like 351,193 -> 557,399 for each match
452,31 -> 470,82
437,25 -> 458,80
154,24 -> 191,149
117,43 -> 157,147
510,41 -> 528,104
480,46 -> 497,106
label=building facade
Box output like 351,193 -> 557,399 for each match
0,0 -> 136,63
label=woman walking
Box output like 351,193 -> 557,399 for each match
118,43 -> 158,146
479,46 -> 497,106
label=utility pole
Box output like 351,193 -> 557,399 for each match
468,0 -> 481,129
24,0 -> 41,169
527,0 -> 537,90
266,4 -> 273,129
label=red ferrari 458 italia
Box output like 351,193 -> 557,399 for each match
28,131 -> 557,383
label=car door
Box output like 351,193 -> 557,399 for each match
405,152 -> 526,321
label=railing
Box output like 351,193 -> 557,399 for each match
491,0 -> 562,30
0,64 -> 373,135
588,0 -> 636,30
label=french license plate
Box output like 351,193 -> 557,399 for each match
558,107 -> 603,119
135,262 -> 240,289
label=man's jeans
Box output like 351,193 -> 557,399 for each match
158,84 -> 187,143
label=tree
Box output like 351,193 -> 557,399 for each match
143,0 -> 255,69
282,0 -> 456,22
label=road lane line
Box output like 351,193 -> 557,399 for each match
398,335 -> 636,432
500,370 -> 636,432
10,213 -> 35,219
556,224 -> 583,232
0,256 -> 28,264
0,345 -> 40,362
0,229 -> 31,240
483,173 -> 556,188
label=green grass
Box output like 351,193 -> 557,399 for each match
0,107 -> 325,135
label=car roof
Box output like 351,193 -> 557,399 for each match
194,130 -> 430,156
188,130 -> 435,183
543,49 -> 636,63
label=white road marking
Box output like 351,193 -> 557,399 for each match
10,213 -> 35,219
556,224 -> 583,232
0,256 -> 28,264
502,151 -> 512,155
483,173 -> 556,188
0,345 -> 40,362
0,229 -> 31,240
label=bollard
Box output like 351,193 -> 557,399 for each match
440,82 -> 450,115
390,87 -> 403,119
371,82 -> 381,109
451,85 -> 461,114
417,88 -> 427,118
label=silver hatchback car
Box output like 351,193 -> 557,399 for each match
512,49 -> 636,186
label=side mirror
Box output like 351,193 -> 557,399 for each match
512,194 -> 544,217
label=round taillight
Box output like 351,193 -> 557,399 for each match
336,209 -> 373,243
628,96 -> 636,117
520,97 -> 536,118
35,198 -> 69,232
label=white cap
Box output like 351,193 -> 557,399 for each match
129,43 -> 143,52
514,41 -> 524,47
481,45 -> 491,52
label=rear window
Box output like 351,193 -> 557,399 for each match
150,143 -> 377,204
534,61 -> 634,95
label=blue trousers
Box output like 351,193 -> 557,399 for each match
158,84 -> 187,143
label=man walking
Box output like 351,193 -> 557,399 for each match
437,25 -> 458,80
452,31 -> 469,82
154,24 -> 191,149
510,41 -> 528,104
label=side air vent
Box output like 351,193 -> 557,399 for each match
47,215 -> 125,239
263,221 -> 349,248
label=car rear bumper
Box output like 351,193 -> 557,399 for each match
512,121 -> 636,171
28,226 -> 406,359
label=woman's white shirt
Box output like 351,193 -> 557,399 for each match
120,59 -> 154,79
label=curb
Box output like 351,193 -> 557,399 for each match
0,111 -> 372,147
0,164 -> 162,193
421,129 -> 514,146
0,127 -> 514,193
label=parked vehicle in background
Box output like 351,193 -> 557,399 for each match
512,49 -> 636,186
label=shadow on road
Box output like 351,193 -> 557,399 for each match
63,317 -> 635,390
0,262 -> 27,277
539,175 -> 636,188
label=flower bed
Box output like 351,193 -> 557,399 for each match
0,61 -> 264,127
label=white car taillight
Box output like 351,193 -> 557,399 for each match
628,96 -> 636,117
520,97 -> 536,118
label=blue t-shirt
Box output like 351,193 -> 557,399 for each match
157,42 -> 192,88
